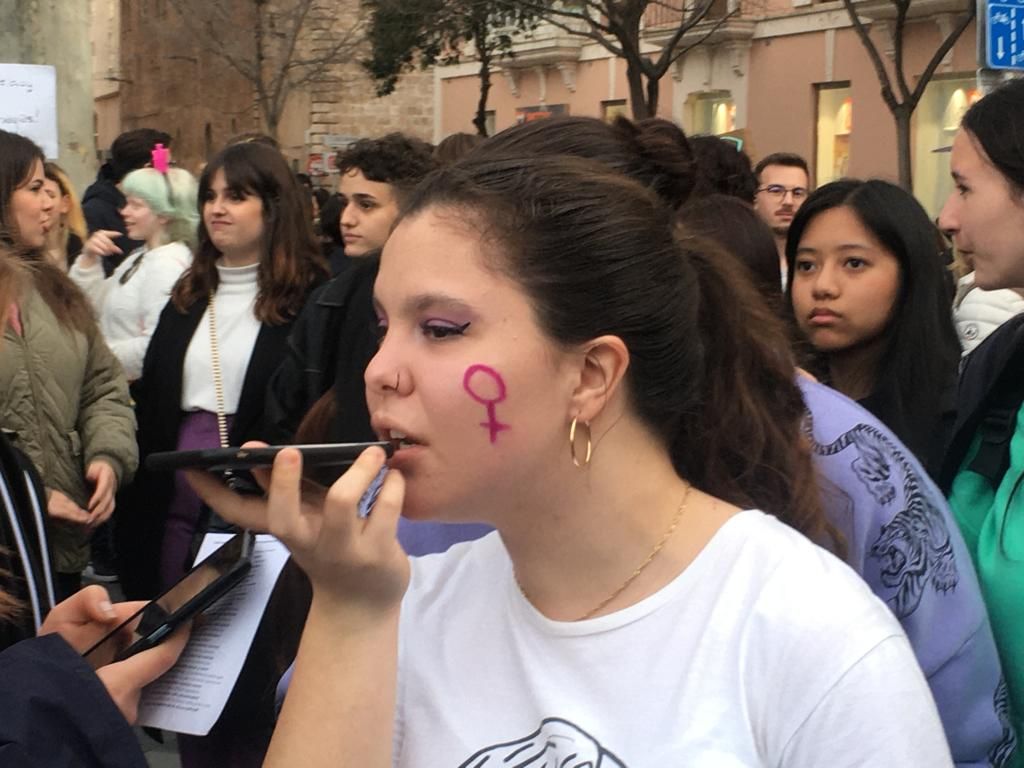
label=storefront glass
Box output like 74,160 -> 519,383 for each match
602,100 -> 629,122
515,104 -> 569,124
815,83 -> 852,186
913,75 -> 979,217
688,91 -> 736,135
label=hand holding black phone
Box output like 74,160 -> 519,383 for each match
82,531 -> 256,663
145,441 -> 394,475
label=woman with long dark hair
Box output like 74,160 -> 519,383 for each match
939,77 -> 1024,751
0,129 -> 137,600
786,179 -> 961,479
193,154 -> 952,766
119,141 -> 327,600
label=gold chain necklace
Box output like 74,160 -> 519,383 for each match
207,290 -> 230,449
517,484 -> 691,621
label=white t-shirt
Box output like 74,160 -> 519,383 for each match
68,241 -> 192,380
181,262 -> 260,413
395,509 -> 953,767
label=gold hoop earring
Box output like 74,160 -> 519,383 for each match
569,417 -> 592,467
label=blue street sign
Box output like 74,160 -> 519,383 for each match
987,0 -> 1024,70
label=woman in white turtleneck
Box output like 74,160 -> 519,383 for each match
116,142 -> 327,768
117,142 -> 328,605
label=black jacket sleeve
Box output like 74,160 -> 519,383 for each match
262,284 -> 329,445
0,633 -> 147,768
262,263 -> 373,445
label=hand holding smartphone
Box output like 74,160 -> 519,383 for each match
82,531 -> 256,663
146,441 -> 394,475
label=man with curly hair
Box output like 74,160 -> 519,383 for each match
335,134 -> 437,258
264,134 -> 439,451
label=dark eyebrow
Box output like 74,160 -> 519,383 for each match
951,170 -> 966,183
352,193 -> 378,203
796,243 -> 871,255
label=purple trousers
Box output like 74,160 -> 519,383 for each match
159,411 -> 227,592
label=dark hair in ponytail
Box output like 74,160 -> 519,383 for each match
679,229 -> 828,545
678,194 -> 783,308
482,116 -> 696,209
400,155 -> 834,549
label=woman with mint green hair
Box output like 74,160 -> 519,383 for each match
71,163 -> 199,381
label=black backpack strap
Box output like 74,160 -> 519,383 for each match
965,356 -> 1024,486
966,401 -> 1020,484
942,315 -> 1024,492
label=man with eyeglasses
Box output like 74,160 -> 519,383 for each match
753,153 -> 810,287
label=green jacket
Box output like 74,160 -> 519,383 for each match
0,286 -> 137,573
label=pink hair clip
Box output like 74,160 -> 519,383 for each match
152,143 -> 170,174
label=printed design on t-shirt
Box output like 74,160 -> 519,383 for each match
990,677 -> 1018,767
805,417 -> 959,618
459,717 -> 627,767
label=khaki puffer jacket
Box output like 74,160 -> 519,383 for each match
0,286 -> 138,573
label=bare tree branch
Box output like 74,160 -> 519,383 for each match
910,6 -> 976,105
841,0 -> 898,111
892,1 -> 912,102
163,0 -> 365,137
493,0 -> 728,117
649,0 -> 722,74
508,0 -> 616,37
664,4 -> 741,68
843,0 -> 975,188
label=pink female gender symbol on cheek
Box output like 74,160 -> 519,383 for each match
463,364 -> 511,444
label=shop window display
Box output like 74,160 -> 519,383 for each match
913,75 -> 979,217
815,83 -> 852,186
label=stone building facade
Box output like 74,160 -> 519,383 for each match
118,0 -> 435,181
0,0 -> 96,190
91,0 -> 122,159
302,1 -> 434,179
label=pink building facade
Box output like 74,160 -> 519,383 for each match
434,1 -> 983,215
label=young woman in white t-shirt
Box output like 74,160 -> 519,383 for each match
70,165 -> 198,381
191,155 -> 954,766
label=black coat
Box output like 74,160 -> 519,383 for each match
0,431 -> 54,650
263,256 -> 379,446
939,313 -> 1024,494
0,633 -> 146,767
116,296 -> 297,600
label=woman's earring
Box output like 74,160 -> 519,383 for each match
569,417 -> 592,468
